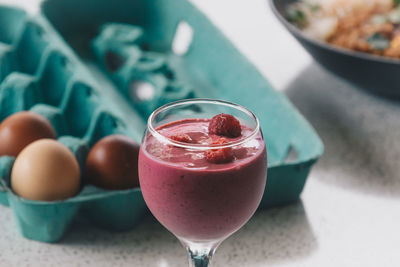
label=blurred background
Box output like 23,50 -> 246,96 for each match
0,0 -> 399,266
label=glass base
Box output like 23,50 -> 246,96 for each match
179,238 -> 222,267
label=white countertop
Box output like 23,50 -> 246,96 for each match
1,0 -> 400,266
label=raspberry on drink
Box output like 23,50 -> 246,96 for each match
208,113 -> 241,138
205,138 -> 234,164
169,134 -> 193,143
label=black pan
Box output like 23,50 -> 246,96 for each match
270,0 -> 400,98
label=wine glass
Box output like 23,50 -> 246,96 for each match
138,99 -> 267,266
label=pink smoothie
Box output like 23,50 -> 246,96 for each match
139,119 -> 267,242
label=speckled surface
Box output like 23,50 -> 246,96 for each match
1,0 -> 400,266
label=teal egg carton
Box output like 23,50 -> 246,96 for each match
0,6 -> 147,242
0,0 -> 323,243
42,0 -> 323,205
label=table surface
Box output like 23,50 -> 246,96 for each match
1,0 -> 400,266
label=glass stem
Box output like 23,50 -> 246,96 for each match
181,240 -> 220,267
187,246 -> 216,267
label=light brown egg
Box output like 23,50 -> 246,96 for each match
11,139 -> 80,201
0,111 -> 57,157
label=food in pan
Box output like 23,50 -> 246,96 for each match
286,0 -> 400,58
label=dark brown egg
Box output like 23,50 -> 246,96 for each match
0,111 -> 57,157
85,135 -> 140,190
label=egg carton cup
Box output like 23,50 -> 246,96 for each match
92,23 -> 195,117
0,6 -> 147,243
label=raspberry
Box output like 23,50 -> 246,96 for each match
205,138 -> 234,164
208,113 -> 241,138
169,134 -> 192,143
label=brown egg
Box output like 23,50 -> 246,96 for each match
0,111 -> 57,157
11,139 -> 80,201
85,135 -> 140,190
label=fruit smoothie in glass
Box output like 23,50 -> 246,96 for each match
138,99 -> 267,267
